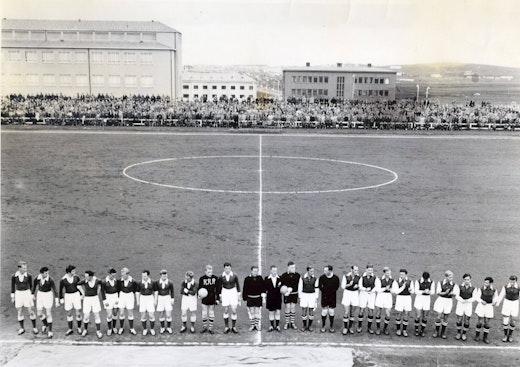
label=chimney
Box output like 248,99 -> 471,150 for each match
367,63 -> 372,67
306,62 -> 310,67
337,63 -> 343,67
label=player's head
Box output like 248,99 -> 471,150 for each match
483,276 -> 493,287
444,270 -> 454,281
142,270 -> 150,281
121,267 -> 129,279
287,261 -> 296,273
85,270 -> 95,280
17,261 -> 27,272
366,264 -> 374,276
250,265 -> 259,276
509,275 -> 518,284
223,262 -> 232,274
399,269 -> 408,279
160,269 -> 168,280
270,265 -> 278,276
382,266 -> 391,277
108,268 -> 117,279
306,265 -> 314,277
462,273 -> 471,285
324,264 -> 333,276
422,271 -> 430,280
351,265 -> 359,275
205,265 -> 213,276
66,265 -> 76,275
185,271 -> 194,281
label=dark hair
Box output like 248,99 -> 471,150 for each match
510,275 -> 518,281
463,273 -> 471,279
40,266 -> 49,273
142,270 -> 150,276
66,265 -> 75,273
287,261 -> 295,266
484,276 -> 494,283
85,270 -> 95,277
251,265 -> 258,271
400,269 -> 408,274
270,265 -> 277,270
109,268 -> 117,274
325,265 -> 333,271
366,264 -> 373,269
422,271 -> 430,280
306,265 -> 314,271
223,262 -> 231,268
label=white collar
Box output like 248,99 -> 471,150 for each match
15,271 -> 26,277
268,274 -> 279,280
185,279 -> 194,286
106,276 -> 116,283
222,271 -> 234,277
304,273 -> 313,279
37,274 -> 48,281
122,275 -> 133,282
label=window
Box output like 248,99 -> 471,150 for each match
325,76 -> 328,83
183,85 -> 189,89
380,78 -> 384,84
319,77 -> 323,83
194,94 -> 199,98
240,86 -> 244,90
183,94 -> 189,99
336,76 -> 345,98
8,51 -> 21,61
141,76 -> 153,88
303,76 -> 307,83
221,85 -> 226,90
369,77 -> 373,84
384,78 -> 389,84
108,52 -> 119,64
124,52 -> 136,64
108,75 -> 120,87
375,78 -> 379,84
203,85 -> 208,90
384,90 -> 389,96
76,74 -> 88,87
249,86 -> 253,90
59,74 -> 72,86
42,51 -> 54,63
212,85 -> 217,90
91,51 -> 103,64
27,74 -> 39,86
193,85 -> 199,90
92,75 -> 104,87
124,75 -> 137,87
231,86 -> 235,90
292,76 -> 297,82
58,52 -> 71,63
25,51 -> 38,63
140,52 -> 153,64
75,52 -> 88,64
43,74 -> 55,86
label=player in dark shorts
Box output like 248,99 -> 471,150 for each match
265,265 -> 283,332
280,261 -> 301,330
198,265 -> 221,334
318,265 -> 340,333
242,265 -> 265,331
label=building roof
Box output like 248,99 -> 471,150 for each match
1,18 -> 179,33
182,72 -> 256,84
284,65 -> 396,74
1,39 -> 174,51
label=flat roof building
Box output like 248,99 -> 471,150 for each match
283,63 -> 397,101
1,19 -> 182,98
181,72 -> 257,102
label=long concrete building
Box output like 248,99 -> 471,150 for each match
283,63 -> 397,101
181,72 -> 257,102
1,19 -> 182,98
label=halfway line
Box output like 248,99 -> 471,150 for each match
257,135 -> 263,345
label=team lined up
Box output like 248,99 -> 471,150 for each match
11,261 -> 519,344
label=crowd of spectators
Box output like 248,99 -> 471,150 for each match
2,94 -> 520,130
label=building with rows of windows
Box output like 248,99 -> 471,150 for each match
282,63 -> 397,101
181,72 -> 257,102
1,19 -> 182,98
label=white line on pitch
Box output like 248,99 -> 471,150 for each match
257,134 -> 263,346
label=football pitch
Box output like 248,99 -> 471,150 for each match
1,128 -> 520,365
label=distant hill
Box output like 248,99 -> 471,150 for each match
389,63 -> 520,82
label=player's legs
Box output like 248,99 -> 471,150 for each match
201,304 -> 209,332
230,304 -> 238,332
348,305 -> 357,334
320,306 -> 329,332
382,307 -> 391,335
254,306 -> 261,330
208,305 -> 215,333
93,311 -> 102,338
165,309 -> 173,333
433,311 -> 443,338
455,314 -> 463,339
44,307 -> 53,337
223,305 -> 230,332
357,307 -> 366,333
342,304 -> 351,335
366,306 -> 375,333
289,302 -> 297,328
327,307 -> 336,332
247,306 -> 255,331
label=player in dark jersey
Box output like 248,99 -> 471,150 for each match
280,261 -> 301,330
242,265 -> 265,331
155,269 -> 174,334
78,270 -> 103,338
474,276 -> 498,344
433,270 -> 458,339
265,265 -> 283,332
374,266 -> 394,335
341,265 -> 360,334
32,266 -> 59,338
59,265 -> 83,335
180,271 -> 198,333
392,269 -> 413,337
117,267 -> 137,335
498,275 -> 519,343
318,265 -> 340,333
298,266 -> 319,332
136,270 -> 157,336
11,261 -> 38,335
413,271 -> 435,337
101,268 -> 120,336
454,273 -> 476,341
198,265 -> 221,334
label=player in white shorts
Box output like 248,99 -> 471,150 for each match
374,267 -> 394,335
357,264 -> 379,334
101,268 -> 119,336
413,271 -> 435,337
341,265 -> 360,334
59,265 -> 83,335
11,261 -> 38,335
156,269 -> 175,334
433,270 -> 458,339
474,276 -> 498,344
117,267 -> 137,335
32,267 -> 59,338
78,270 -> 103,338
454,273 -> 477,341
393,269 -> 413,337
298,266 -> 319,332
180,271 -> 198,333
220,263 -> 241,334
497,275 -> 519,343
136,270 -> 157,336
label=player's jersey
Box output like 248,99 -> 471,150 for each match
380,277 -> 394,293
198,274 -> 221,302
101,277 -> 119,299
220,272 -> 240,292
480,286 -> 495,303
59,275 -> 82,298
318,274 -> 340,297
505,286 -> 519,301
118,277 -> 137,293
155,279 -> 174,297
11,272 -> 33,293
136,280 -> 156,296
417,279 -> 434,294
301,275 -> 318,293
79,277 -> 102,297
33,275 -> 57,294
242,275 -> 265,299
397,279 -> 412,296
438,280 -> 455,298
280,272 -> 301,295
344,273 -> 360,291
459,284 -> 475,300
181,280 -> 198,296
361,274 -> 376,290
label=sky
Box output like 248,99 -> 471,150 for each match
2,0 -> 519,67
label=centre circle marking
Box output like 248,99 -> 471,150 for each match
122,155 -> 398,194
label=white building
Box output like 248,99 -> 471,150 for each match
181,72 -> 257,102
1,19 -> 182,98
283,63 -> 397,101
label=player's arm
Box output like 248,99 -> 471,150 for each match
451,283 -> 459,298
242,278 -> 249,301
100,281 -> 107,301
492,288 -> 500,306
28,274 -> 34,295
454,285 -> 462,302
59,279 -> 65,303
436,281 -> 443,296
235,275 -> 241,294
429,281 -> 435,295
475,288 -> 483,304
11,274 -> 16,302
32,276 -> 39,296
496,286 -> 506,305
391,280 -> 399,294
374,277 -> 382,293
190,282 -> 198,296
341,275 -> 347,290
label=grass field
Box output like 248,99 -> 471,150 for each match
1,127 -> 520,365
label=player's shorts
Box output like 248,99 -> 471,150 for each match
395,295 -> 412,312
414,294 -> 431,311
221,288 -> 239,307
341,290 -> 359,307
300,292 -> 317,309
118,292 -> 135,310
475,302 -> 494,318
138,295 -> 155,313
103,293 -> 119,310
284,293 -> 298,304
15,290 -> 34,309
181,295 -> 197,312
455,300 -> 473,317
502,299 -> 519,317
64,292 -> 82,311
321,295 -> 337,309
359,291 -> 376,309
156,295 -> 173,312
433,297 -> 453,314
36,291 -> 53,310
246,296 -> 262,308
83,295 -> 102,314
375,292 -> 393,309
